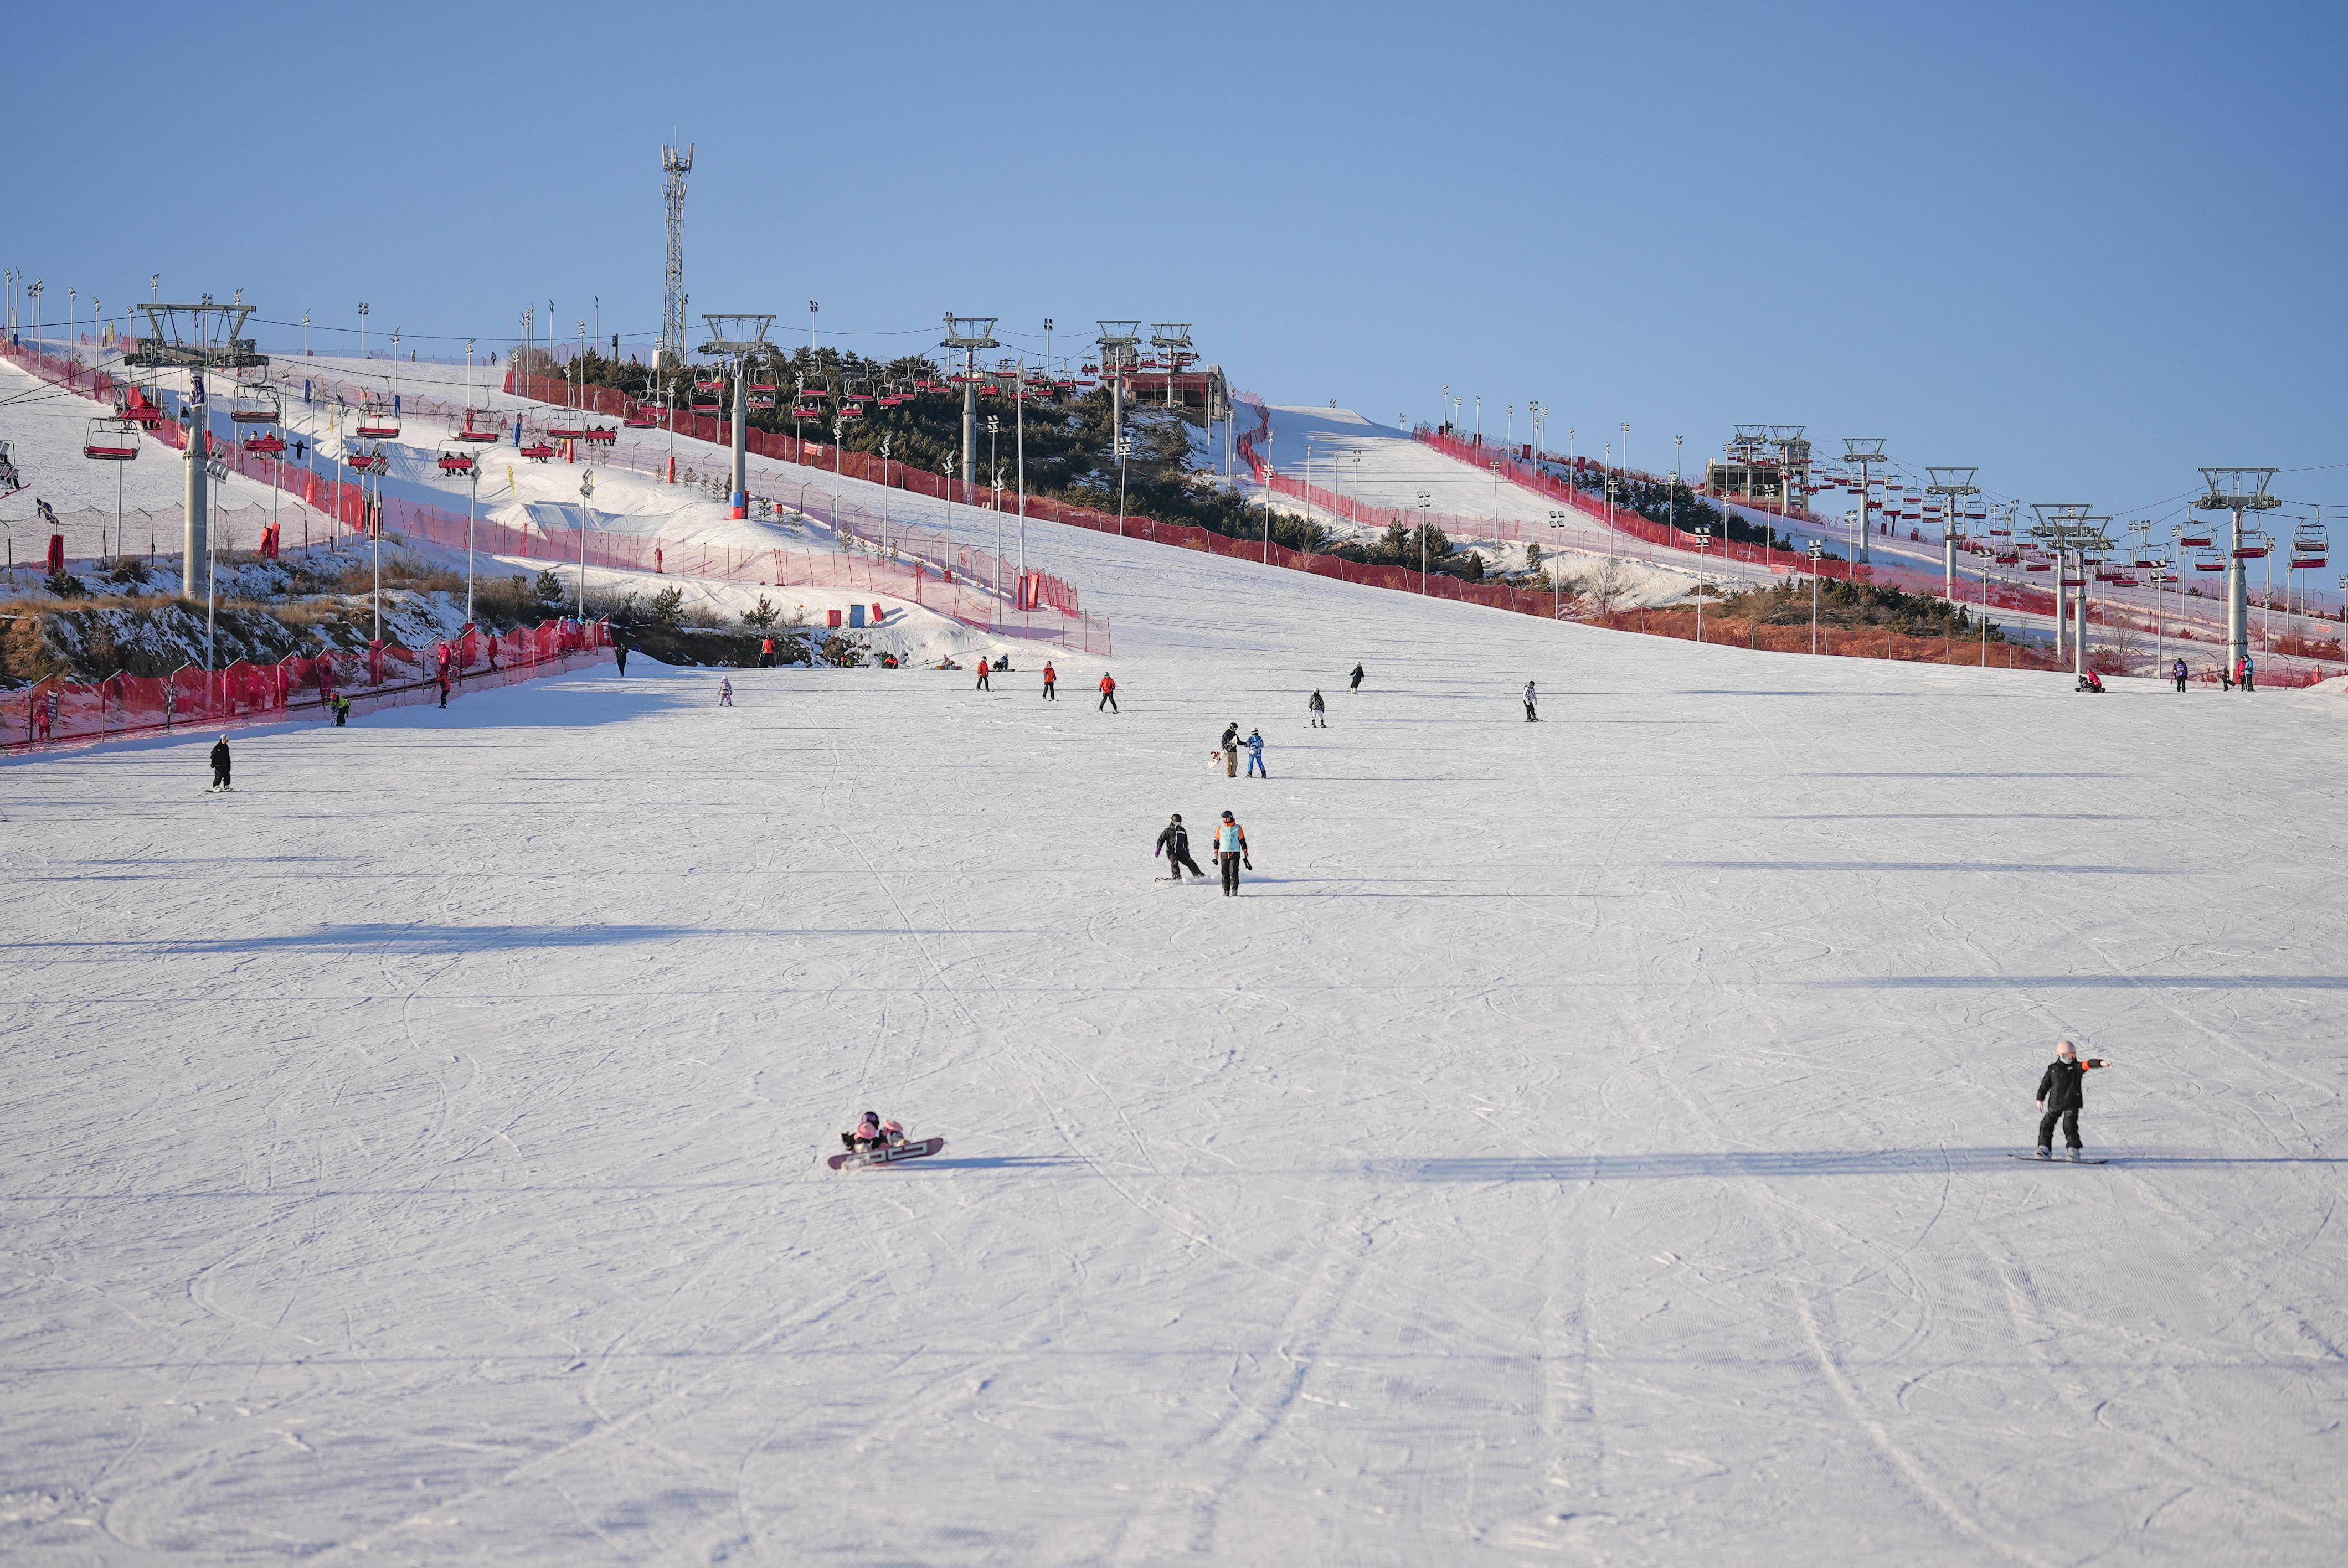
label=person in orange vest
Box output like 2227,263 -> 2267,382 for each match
1098,670 -> 1118,713
976,657 -> 992,692
760,636 -> 775,668
1213,811 -> 1251,896
1042,661 -> 1057,700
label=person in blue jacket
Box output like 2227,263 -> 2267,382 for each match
1244,728 -> 1268,778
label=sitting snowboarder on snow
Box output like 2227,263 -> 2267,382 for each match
2075,669 -> 2105,693
2034,1039 -> 2112,1160
841,1111 -> 907,1153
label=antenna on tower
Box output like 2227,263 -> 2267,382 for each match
659,142 -> 694,370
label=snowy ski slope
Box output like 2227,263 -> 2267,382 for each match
3,483 -> 2345,1565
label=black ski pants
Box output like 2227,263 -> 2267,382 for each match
1219,852 -> 1242,895
2037,1107 -> 2081,1149
1043,681 -> 1056,700
212,762 -> 230,788
977,672 -> 990,690
1170,850 -> 1204,879
2175,674 -> 2187,692
1099,690 -> 1117,711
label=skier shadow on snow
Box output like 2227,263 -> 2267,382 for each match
1381,1149 -> 2348,1180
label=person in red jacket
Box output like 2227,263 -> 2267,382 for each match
976,657 -> 992,692
1098,671 -> 1118,712
1042,661 -> 1057,700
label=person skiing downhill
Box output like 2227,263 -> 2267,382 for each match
1098,672 -> 1118,711
1042,661 -> 1057,700
1244,728 -> 1268,778
1308,690 -> 1326,727
841,1111 -> 906,1153
1523,680 -> 1539,721
2034,1039 -> 2112,1159
1214,810 -> 1252,896
1348,662 -> 1364,693
1155,813 -> 1206,880
208,735 -> 231,791
719,677 -> 734,707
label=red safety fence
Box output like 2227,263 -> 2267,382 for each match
5,617 -> 611,755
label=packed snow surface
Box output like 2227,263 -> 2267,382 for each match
3,497 -> 2345,1565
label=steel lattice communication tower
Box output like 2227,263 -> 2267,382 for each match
660,143 -> 694,370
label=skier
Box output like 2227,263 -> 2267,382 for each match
2240,652 -> 2256,693
1348,662 -> 1364,693
437,670 -> 452,708
976,657 -> 991,692
1307,689 -> 1326,727
2172,657 -> 2189,693
1098,671 -> 1118,712
1523,680 -> 1539,721
1221,721 -> 1240,778
718,677 -> 734,707
840,1111 -> 907,1153
1155,812 -> 1206,881
1042,661 -> 1057,700
1214,810 -> 1252,896
333,695 -> 352,726
1244,728 -> 1268,778
208,734 -> 231,791
614,639 -> 629,677
2033,1039 -> 2112,1160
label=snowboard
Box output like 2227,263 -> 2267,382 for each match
2009,1153 -> 2108,1165
828,1137 -> 945,1171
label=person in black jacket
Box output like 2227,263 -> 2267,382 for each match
1348,662 -> 1365,693
208,735 -> 231,791
2034,1039 -> 2112,1159
1154,813 -> 1206,881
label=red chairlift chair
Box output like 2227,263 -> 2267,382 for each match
457,408 -> 503,443
582,425 -> 616,446
354,400 -> 400,440
242,431 -> 287,457
623,404 -> 660,429
437,448 -> 477,477
83,416 -> 142,460
2192,546 -> 2225,572
520,441 -> 555,462
230,381 -> 281,425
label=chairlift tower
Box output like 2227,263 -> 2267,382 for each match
2195,467 -> 2281,679
700,313 -> 774,520
1925,466 -> 1980,601
123,302 -> 266,602
1842,437 -> 1888,564
659,143 -> 694,370
1150,323 -> 1192,409
942,314 -> 1000,505
1096,320 -> 1142,484
1768,425 -> 1811,516
2027,503 -> 2094,668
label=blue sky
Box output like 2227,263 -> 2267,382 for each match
7,1 -> 2344,522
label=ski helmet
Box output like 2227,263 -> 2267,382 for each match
1170,813 -> 1181,823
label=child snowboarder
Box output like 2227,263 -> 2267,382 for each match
841,1112 -> 907,1153
2033,1040 -> 2112,1160
1308,689 -> 1326,727
719,677 -> 734,707
1155,813 -> 1206,880
1245,728 -> 1268,778
1215,810 -> 1251,896
208,734 -> 232,791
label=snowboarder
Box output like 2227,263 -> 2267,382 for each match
1155,813 -> 1206,880
1308,689 -> 1326,727
333,695 -> 352,726
718,677 -> 734,707
1244,728 -> 1268,778
976,657 -> 991,692
2033,1039 -> 2112,1160
1098,672 -> 1118,712
1221,721 -> 1240,778
2172,657 -> 2189,693
2074,669 -> 2105,694
1042,661 -> 1057,700
1348,662 -> 1364,693
1214,811 -> 1252,896
208,734 -> 231,791
1523,680 -> 1539,721
840,1112 -> 907,1153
